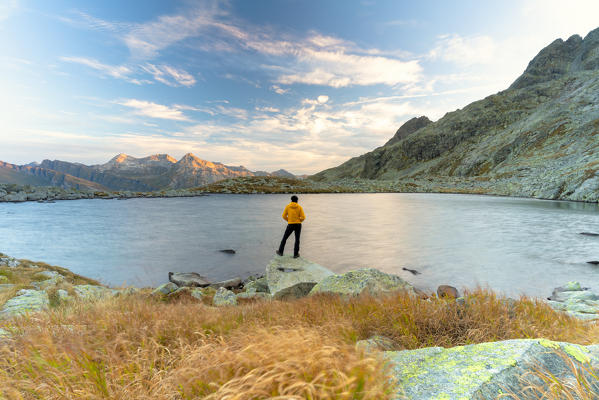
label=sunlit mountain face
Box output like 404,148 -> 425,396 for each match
0,153 -> 298,190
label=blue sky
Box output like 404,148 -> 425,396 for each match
1,0 -> 598,174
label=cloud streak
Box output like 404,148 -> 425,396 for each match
61,56 -> 133,80
118,99 -> 191,121
141,64 -> 196,87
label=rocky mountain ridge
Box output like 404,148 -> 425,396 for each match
312,27 -> 599,202
1,153 -> 298,191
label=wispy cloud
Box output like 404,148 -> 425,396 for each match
68,5 -> 422,89
270,85 -> 289,94
60,56 -> 142,83
123,3 -> 225,59
118,99 -> 191,121
142,63 -> 196,87
428,34 -> 496,66
61,57 -> 198,87
64,10 -> 133,33
256,106 -> 280,113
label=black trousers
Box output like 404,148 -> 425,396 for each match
278,223 -> 301,256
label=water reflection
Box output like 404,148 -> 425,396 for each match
0,193 -> 598,298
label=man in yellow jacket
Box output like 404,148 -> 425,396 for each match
276,195 -> 305,258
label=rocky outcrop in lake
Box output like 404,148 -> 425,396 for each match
312,27 -> 599,202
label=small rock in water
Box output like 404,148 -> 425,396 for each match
402,267 -> 421,275
580,232 -> 599,237
587,261 -> 599,265
437,285 -> 459,299
219,249 -> 236,254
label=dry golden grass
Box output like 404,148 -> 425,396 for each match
0,289 -> 598,399
499,350 -> 599,399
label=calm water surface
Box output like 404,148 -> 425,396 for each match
1,193 -> 599,298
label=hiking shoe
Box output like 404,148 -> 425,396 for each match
276,250 -> 283,256
293,254 -> 300,258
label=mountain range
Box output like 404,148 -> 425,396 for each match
313,27 -> 599,202
0,153 -> 298,191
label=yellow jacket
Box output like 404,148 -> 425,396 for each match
282,202 -> 305,224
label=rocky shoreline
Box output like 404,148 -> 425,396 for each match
3,175 -> 599,204
2,251 -> 599,398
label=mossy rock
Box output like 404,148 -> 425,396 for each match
0,289 -> 49,319
244,277 -> 269,293
309,268 -> 413,297
213,287 -> 237,306
152,282 -> 179,296
385,339 -> 598,399
73,285 -> 118,300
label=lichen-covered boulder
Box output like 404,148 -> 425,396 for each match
73,285 -> 118,300
0,256 -> 20,268
168,272 -> 210,287
0,289 -> 49,319
309,268 -> 413,297
33,270 -> 61,280
356,335 -> 395,353
236,291 -> 272,301
152,282 -> 179,296
56,289 -> 72,302
33,272 -> 65,290
244,276 -> 269,293
213,287 -> 237,306
547,281 -> 599,320
190,288 -> 208,300
385,339 -> 597,400
266,256 -> 334,300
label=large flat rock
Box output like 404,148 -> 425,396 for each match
386,339 -> 598,399
0,289 -> 49,319
266,256 -> 334,300
169,272 -> 211,287
309,268 -> 413,296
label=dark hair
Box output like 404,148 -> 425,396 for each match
291,195 -> 298,202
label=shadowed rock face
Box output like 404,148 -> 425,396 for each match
384,116 -> 432,146
312,27 -> 599,202
266,256 -> 334,300
510,28 -> 599,89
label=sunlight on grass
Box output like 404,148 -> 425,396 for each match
0,289 -> 598,398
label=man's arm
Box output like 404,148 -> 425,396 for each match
282,205 -> 289,221
299,206 -> 306,222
